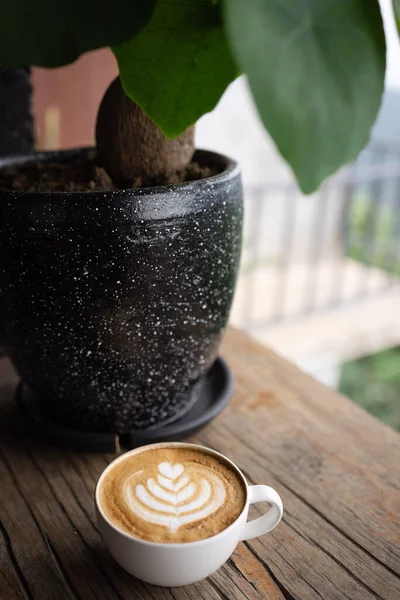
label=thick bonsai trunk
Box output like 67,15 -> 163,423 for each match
96,77 -> 195,186
0,67 -> 34,157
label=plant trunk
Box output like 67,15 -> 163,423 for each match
0,67 -> 34,157
96,77 -> 195,186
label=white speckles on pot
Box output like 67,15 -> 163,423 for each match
0,148 -> 243,434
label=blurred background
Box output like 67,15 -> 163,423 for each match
31,0 -> 400,432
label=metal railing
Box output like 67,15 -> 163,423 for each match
236,140 -> 400,330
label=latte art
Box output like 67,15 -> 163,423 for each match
125,461 -> 226,532
98,446 -> 247,543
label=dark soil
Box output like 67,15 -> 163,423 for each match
0,149 -> 221,193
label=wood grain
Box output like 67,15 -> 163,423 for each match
1,328 -> 400,599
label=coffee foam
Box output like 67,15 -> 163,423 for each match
125,460 -> 226,532
99,447 -> 247,543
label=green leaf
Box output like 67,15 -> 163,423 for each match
0,1 -> 156,68
113,0 -> 238,137
224,0 -> 386,193
394,1 -> 400,31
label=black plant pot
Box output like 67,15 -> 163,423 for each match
0,148 -> 243,436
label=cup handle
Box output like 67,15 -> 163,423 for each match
239,485 -> 283,541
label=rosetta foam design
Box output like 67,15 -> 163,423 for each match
125,461 -> 226,532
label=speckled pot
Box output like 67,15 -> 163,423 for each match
0,148 -> 243,434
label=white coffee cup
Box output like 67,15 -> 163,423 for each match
95,442 -> 283,587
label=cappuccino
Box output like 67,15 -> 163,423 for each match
98,445 -> 247,543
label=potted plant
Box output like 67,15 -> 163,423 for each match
0,0 -> 389,448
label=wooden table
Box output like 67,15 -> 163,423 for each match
1,329 -> 400,600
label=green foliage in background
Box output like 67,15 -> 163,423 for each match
0,0 -> 387,193
343,193 -> 400,431
340,348 -> 400,432
346,194 -> 400,275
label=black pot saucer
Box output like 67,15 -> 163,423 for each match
15,357 -> 233,453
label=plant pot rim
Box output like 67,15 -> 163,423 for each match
0,147 -> 239,198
